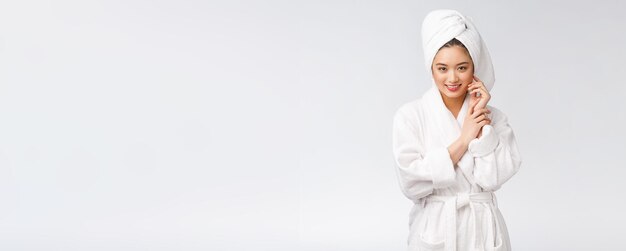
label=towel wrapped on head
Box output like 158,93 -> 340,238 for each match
421,9 -> 495,91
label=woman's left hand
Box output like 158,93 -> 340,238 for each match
468,75 -> 491,110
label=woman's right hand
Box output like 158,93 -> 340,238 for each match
461,103 -> 491,145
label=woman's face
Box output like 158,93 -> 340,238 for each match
431,45 -> 474,100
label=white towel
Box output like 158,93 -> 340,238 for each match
421,9 -> 495,91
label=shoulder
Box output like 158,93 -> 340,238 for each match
393,98 -> 425,130
394,99 -> 424,120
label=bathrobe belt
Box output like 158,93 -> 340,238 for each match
426,192 -> 498,251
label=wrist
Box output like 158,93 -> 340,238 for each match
458,137 -> 471,148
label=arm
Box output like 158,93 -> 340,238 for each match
468,107 -> 522,191
392,108 -> 456,202
448,138 -> 469,166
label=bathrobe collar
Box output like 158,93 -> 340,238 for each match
422,86 -> 470,146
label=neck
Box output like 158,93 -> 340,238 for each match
440,92 -> 466,118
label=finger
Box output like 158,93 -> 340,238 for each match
474,111 -> 492,121
469,81 -> 482,89
471,80 -> 487,92
468,85 -> 481,91
468,90 -> 482,98
480,114 -> 489,122
470,95 -> 478,103
470,89 -> 482,95
476,88 -> 489,98
469,106 -> 481,119
469,82 -> 486,93
479,86 -> 489,94
469,102 -> 478,115
473,114 -> 486,121
472,107 -> 490,116
468,88 -> 486,97
475,83 -> 488,93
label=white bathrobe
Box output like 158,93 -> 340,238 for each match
392,10 -> 522,251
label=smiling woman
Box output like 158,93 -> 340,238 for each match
392,9 -> 522,251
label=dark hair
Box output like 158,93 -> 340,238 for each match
438,38 -> 472,64
439,38 -> 469,53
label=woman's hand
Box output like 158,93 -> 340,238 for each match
468,75 -> 491,110
449,104 -> 491,165
461,104 -> 491,145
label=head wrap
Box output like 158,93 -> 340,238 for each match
421,9 -> 495,91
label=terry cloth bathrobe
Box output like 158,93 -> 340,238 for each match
392,10 -> 522,251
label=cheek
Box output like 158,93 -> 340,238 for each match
460,72 -> 474,84
431,72 -> 446,84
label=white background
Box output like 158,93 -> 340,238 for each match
0,1 -> 624,250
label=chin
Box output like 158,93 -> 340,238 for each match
444,92 -> 466,99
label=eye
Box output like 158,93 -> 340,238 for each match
458,66 -> 467,71
438,67 -> 447,72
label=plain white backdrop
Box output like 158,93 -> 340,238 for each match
0,0 -> 624,250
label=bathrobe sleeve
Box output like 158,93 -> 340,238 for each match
468,106 -> 522,191
392,107 -> 456,202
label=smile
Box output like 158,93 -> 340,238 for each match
445,84 -> 461,92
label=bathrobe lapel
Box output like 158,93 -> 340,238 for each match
422,86 -> 467,145
422,86 -> 478,186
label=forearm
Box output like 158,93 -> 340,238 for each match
448,138 -> 469,166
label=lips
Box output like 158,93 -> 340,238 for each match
445,84 -> 461,92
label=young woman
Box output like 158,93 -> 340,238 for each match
392,10 -> 522,251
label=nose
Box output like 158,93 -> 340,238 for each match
447,71 -> 459,83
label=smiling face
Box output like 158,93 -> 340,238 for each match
431,44 -> 474,101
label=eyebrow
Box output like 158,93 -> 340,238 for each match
435,62 -> 470,66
